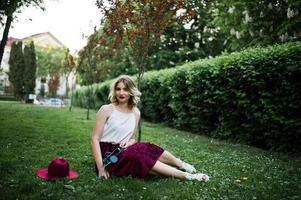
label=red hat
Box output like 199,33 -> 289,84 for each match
37,158 -> 79,181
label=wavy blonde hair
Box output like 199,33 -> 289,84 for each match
109,75 -> 141,109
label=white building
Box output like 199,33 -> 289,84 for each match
0,37 -> 20,94
0,32 -> 76,97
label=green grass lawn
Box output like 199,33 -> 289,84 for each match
0,101 -> 300,200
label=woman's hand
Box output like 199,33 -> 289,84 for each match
120,139 -> 135,149
98,168 -> 110,180
120,142 -> 130,149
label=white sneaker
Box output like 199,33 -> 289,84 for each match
185,173 -> 210,182
180,161 -> 196,173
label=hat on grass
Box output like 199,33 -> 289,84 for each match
37,158 -> 79,181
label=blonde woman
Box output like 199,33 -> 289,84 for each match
91,75 -> 209,181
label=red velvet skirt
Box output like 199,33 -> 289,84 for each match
98,142 -> 164,178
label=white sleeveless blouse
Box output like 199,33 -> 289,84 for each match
100,106 -> 136,144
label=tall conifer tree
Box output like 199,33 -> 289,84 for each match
8,41 -> 25,99
23,41 -> 37,102
8,42 -> 18,90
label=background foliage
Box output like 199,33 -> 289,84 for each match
23,41 -> 37,100
76,0 -> 300,84
72,42 -> 301,153
8,41 -> 25,99
7,41 -> 36,101
35,45 -> 65,78
212,0 -> 301,51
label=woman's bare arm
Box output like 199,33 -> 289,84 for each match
91,105 -> 111,179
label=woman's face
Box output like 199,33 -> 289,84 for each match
115,82 -> 131,104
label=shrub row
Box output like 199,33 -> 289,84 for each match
0,95 -> 18,101
72,42 -> 301,153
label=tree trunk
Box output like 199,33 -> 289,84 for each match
87,105 -> 90,120
0,15 -> 13,66
69,72 -> 76,112
86,85 -> 91,120
137,71 -> 143,142
136,55 -> 145,142
69,87 -> 73,111
65,76 -> 68,97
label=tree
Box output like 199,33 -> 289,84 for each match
35,45 -> 65,97
39,82 -> 45,97
77,32 -> 101,119
0,0 -> 45,66
62,48 -> 75,96
23,41 -> 37,102
47,73 -> 60,97
212,0 -> 301,51
35,45 -> 65,78
147,0 -> 225,69
96,0 -> 195,88
62,48 -> 76,111
8,41 -> 25,99
76,1 -> 223,83
77,1 -> 225,83
77,29 -> 119,85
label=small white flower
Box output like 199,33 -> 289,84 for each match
194,42 -> 200,48
176,8 -> 186,17
230,28 -> 236,35
245,12 -> 252,23
184,19 -> 195,30
169,61 -> 175,65
249,30 -> 254,37
236,31 -> 241,39
287,8 -> 295,18
279,32 -> 289,42
228,6 -> 235,14
268,3 -> 273,9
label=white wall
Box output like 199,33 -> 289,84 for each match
35,74 -> 68,97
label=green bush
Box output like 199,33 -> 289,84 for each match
141,69 -> 176,124
0,95 -> 18,101
72,80 -> 112,110
72,42 -> 301,153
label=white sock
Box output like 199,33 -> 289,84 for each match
185,172 -> 210,182
180,161 -> 196,173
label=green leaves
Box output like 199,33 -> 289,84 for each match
35,46 -> 66,77
8,42 -> 36,101
8,41 -> 27,100
213,0 -> 301,52
23,41 -> 37,97
73,41 -> 301,153
64,184 -> 76,191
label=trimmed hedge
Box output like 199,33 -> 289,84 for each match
0,95 -> 18,101
72,42 -> 301,153
71,82 -> 111,109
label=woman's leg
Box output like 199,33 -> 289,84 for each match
149,160 -> 210,182
158,150 -> 196,173
158,150 -> 182,168
149,160 -> 187,179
